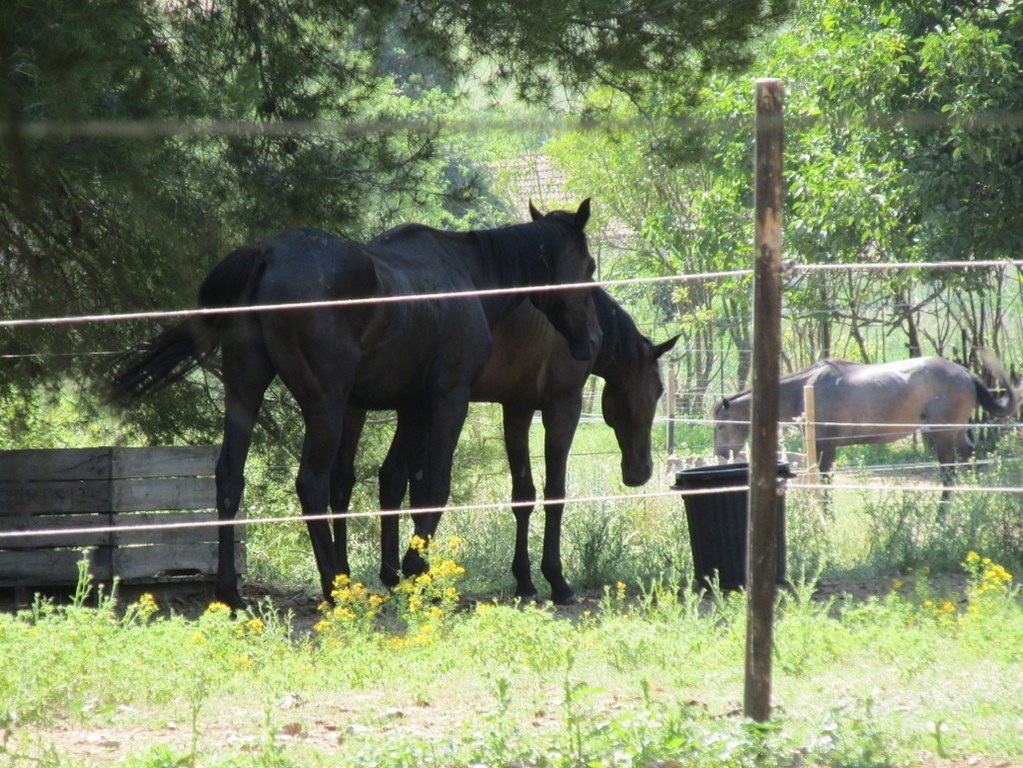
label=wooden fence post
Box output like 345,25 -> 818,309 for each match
666,363 -> 677,456
803,383 -> 819,485
745,78 -> 784,723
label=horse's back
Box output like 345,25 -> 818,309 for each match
814,357 -> 976,435
243,227 -> 492,409
827,357 -> 973,397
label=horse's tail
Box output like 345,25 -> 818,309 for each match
110,245 -> 267,403
973,349 -> 1020,418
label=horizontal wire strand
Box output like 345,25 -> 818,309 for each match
4,469 -> 1023,544
2,259 -> 1022,331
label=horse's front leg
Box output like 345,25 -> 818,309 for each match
503,405 -> 539,599
401,393 -> 470,578
539,395 -> 584,605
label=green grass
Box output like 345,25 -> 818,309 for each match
1,550 -> 1022,767
6,398 -> 1023,766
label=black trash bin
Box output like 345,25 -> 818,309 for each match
672,462 -> 792,591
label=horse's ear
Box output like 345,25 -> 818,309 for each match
575,198 -> 591,228
654,334 -> 680,359
528,200 -> 543,221
721,397 -> 731,410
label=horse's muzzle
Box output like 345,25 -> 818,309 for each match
621,458 -> 653,487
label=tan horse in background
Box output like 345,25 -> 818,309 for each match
713,353 -> 1020,501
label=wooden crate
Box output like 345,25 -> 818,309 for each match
0,446 -> 244,589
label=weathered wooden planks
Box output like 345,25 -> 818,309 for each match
0,446 -> 244,589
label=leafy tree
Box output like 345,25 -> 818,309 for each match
543,0 -> 1023,411
0,0 -> 789,454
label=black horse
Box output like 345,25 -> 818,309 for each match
335,284 -> 678,603
112,201 -> 600,608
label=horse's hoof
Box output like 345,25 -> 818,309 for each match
214,585 -> 247,612
401,552 -> 428,577
551,589 -> 579,606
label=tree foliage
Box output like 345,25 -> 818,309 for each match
543,0 -> 1023,406
0,0 -> 787,449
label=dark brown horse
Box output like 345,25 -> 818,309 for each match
333,284 -> 678,603
713,354 -> 1019,500
111,202 -> 601,608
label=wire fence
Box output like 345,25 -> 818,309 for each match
3,256 -> 1023,545
5,103 -> 1023,548
5,471 -> 1021,545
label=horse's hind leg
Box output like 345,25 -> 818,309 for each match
815,445 -> 837,518
329,408 -> 368,578
401,392 -> 471,578
396,408 -> 433,578
927,431 -> 962,517
378,425 -> 410,589
295,397 -> 350,602
215,338 -> 276,609
503,405 -> 539,599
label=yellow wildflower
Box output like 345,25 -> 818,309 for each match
246,617 -> 265,635
426,606 -> 444,621
983,564 -> 1012,584
132,592 -> 160,620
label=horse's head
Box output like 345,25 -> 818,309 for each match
602,334 -> 679,486
712,395 -> 750,461
527,199 -> 601,362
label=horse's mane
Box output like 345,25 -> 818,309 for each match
593,288 -> 648,367
473,217 -> 576,283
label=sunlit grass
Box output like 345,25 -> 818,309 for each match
1,550 -> 1021,766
